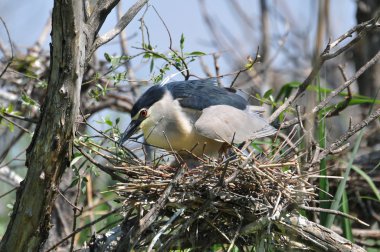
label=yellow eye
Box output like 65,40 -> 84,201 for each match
139,109 -> 148,118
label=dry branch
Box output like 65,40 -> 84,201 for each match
0,17 -> 14,78
88,0 -> 149,61
269,14 -> 380,123
282,49 -> 380,128
276,214 -> 366,252
312,106 -> 380,166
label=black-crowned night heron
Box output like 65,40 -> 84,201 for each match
119,79 -> 276,158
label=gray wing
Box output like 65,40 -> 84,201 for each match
194,105 -> 276,143
166,79 -> 247,111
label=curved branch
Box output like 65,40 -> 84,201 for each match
0,17 -> 14,78
87,0 -> 120,36
87,0 -> 149,61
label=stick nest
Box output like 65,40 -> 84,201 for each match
111,146 -> 315,250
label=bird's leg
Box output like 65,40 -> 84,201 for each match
143,139 -> 153,162
189,142 -> 199,153
218,143 -> 230,162
169,152 -> 201,170
201,142 -> 207,156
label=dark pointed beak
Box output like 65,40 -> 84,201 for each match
119,119 -> 141,145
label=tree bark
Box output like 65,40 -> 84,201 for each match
0,1 -> 86,251
0,0 -> 148,250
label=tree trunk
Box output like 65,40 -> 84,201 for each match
0,1 -> 86,251
354,0 -> 380,99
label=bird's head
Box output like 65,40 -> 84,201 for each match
119,85 -> 165,145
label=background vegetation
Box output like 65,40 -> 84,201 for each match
0,0 -> 379,251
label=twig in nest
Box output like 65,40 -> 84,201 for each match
147,207 -> 186,252
76,145 -> 128,183
299,205 -> 369,227
120,164 -> 186,251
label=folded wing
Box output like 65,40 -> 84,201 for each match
194,105 -> 276,143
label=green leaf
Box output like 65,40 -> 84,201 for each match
325,107 -> 366,228
186,51 -> 206,56
36,80 -> 48,89
68,177 -> 79,188
352,165 -> 380,202
341,190 -> 353,241
70,155 -> 83,167
143,52 -> 152,59
150,59 -> 154,73
6,104 -> 13,113
275,81 -> 302,101
105,117 -> 113,126
110,57 -> 120,68
263,89 -> 273,99
21,92 -> 40,108
180,33 -> 185,51
104,53 -> 112,62
81,179 -> 87,194
8,122 -> 14,132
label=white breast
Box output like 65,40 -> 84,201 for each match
139,91 -> 223,157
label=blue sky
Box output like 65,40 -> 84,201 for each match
1,1 -> 356,77
0,0 -> 358,132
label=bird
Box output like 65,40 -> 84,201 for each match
119,79 -> 276,158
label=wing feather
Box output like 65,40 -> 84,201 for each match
194,105 -> 276,143
166,79 -> 247,111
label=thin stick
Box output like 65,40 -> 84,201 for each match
0,17 -> 14,78
46,208 -> 121,252
299,205 -> 369,227
269,15 -> 380,123
88,0 -> 149,61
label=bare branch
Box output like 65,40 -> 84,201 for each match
0,166 -> 22,187
312,106 -> 380,166
260,0 -> 270,63
46,208 -> 121,252
299,205 -> 369,227
87,0 -> 120,36
117,165 -> 186,251
0,17 -> 14,78
151,5 -> 190,80
313,50 -> 380,113
116,2 -> 138,97
277,214 -> 366,252
88,0 -> 149,61
76,145 -> 129,183
325,64 -> 352,117
282,50 -> 380,128
269,15 -> 380,123
0,113 -> 32,133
